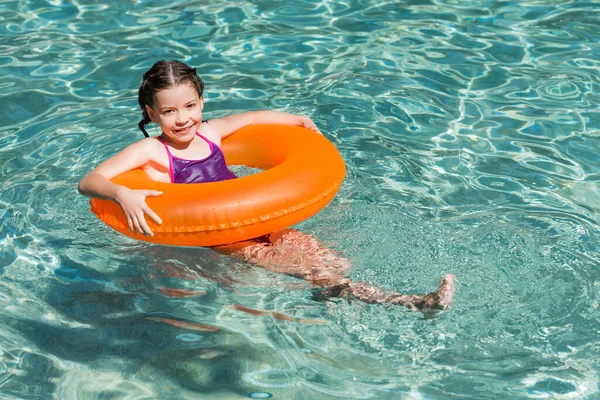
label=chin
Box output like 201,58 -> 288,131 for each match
177,135 -> 195,143
170,130 -> 195,142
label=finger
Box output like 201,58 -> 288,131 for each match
126,215 -> 136,234
140,221 -> 154,237
144,205 -> 162,225
136,212 -> 154,236
306,122 -> 321,133
146,190 -> 163,197
132,215 -> 144,236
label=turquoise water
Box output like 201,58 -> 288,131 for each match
1,0 -> 600,398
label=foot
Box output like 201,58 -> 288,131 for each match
436,273 -> 456,309
389,274 -> 456,311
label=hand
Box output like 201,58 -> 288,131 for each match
115,186 -> 163,236
300,116 -> 322,134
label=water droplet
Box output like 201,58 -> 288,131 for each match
248,392 -> 273,399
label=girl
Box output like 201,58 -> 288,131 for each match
79,60 -> 455,311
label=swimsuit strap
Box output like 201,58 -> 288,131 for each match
195,132 -> 215,152
157,136 -> 175,183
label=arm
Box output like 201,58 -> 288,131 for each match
205,110 -> 320,142
78,139 -> 163,236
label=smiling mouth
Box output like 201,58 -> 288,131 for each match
174,126 -> 193,134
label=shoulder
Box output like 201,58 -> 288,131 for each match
120,137 -> 165,162
200,113 -> 255,142
198,120 -> 224,146
123,136 -> 162,151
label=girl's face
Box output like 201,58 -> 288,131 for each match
146,83 -> 203,144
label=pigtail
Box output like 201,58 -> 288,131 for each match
138,119 -> 149,137
138,109 -> 151,137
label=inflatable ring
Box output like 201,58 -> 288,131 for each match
89,124 -> 346,247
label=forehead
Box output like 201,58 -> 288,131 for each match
153,83 -> 199,107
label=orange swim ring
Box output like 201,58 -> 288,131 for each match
89,124 -> 346,247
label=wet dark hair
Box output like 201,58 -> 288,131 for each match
137,60 -> 205,137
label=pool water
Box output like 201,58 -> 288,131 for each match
1,0 -> 600,398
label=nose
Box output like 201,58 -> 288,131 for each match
175,110 -> 188,125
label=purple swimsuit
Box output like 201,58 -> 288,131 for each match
158,133 -> 237,184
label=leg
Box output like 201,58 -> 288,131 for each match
347,274 -> 456,311
214,229 -> 351,279
213,230 -> 455,311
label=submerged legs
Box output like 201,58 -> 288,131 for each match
214,229 -> 456,312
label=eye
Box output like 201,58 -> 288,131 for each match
187,103 -> 196,109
